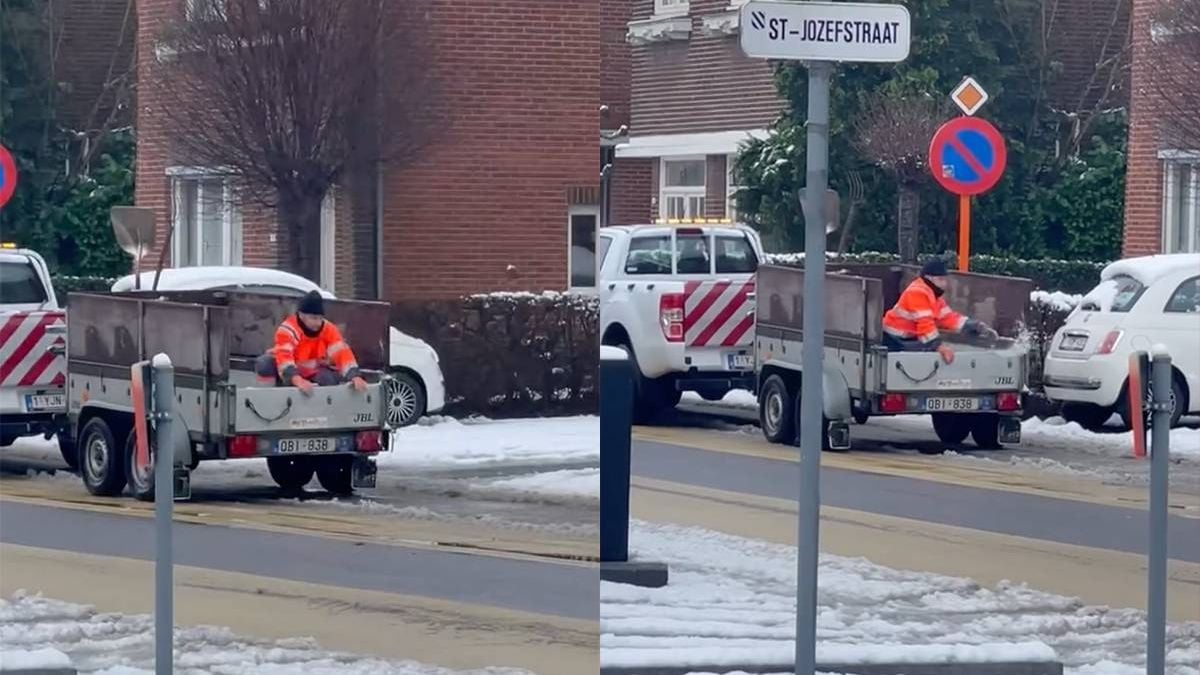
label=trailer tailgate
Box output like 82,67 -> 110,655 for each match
233,382 -> 387,435
883,343 -> 1026,394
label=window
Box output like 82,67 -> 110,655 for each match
661,158 -> 706,220
675,231 -> 711,274
1080,275 -> 1146,313
625,235 -> 672,275
598,234 -> 614,273
654,0 -> 689,16
726,154 -> 741,221
0,260 -> 48,304
1165,276 -> 1200,313
1163,160 -> 1200,253
715,234 -> 758,274
569,207 -> 600,289
171,175 -> 241,267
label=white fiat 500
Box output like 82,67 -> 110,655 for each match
1043,253 -> 1200,430
112,267 -> 445,428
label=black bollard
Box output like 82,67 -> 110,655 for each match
599,346 -> 668,588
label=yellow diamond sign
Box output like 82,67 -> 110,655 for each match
951,76 -> 988,116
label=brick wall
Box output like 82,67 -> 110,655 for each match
133,0 -> 174,267
704,154 -> 727,217
55,0 -> 136,134
602,0 -> 632,130
1124,0 -> 1165,255
610,157 -> 655,225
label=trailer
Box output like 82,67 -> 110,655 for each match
59,289 -> 393,499
754,263 -> 1033,451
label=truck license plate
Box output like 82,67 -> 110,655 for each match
726,353 -> 753,370
276,437 -> 335,454
924,396 -> 980,412
26,394 -> 64,411
1059,334 -> 1087,351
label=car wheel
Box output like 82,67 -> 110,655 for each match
267,456 -> 315,492
931,413 -> 971,445
1120,376 -> 1186,430
970,413 -> 1002,450
385,371 -> 426,428
79,417 -> 127,496
315,456 -> 354,496
759,375 -> 795,445
125,429 -> 155,502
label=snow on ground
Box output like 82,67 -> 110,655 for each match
0,592 -> 532,675
600,522 -> 1200,674
681,389 -> 758,410
380,416 -> 598,470
473,468 -> 599,500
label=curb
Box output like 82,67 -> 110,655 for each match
0,670 -> 78,675
600,661 -> 1064,675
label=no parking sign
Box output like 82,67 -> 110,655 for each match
929,116 -> 1007,196
0,143 -> 16,209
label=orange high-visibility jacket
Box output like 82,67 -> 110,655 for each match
882,278 -> 966,346
272,314 -> 360,382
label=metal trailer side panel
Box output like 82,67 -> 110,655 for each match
894,266 -> 1033,338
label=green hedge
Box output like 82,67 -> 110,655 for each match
764,251 -> 1104,294
51,275 -> 117,304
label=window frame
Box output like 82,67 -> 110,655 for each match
653,0 -> 690,18
660,156 -> 707,221
1161,158 -> 1200,253
1164,275 -> 1200,314
168,167 -> 242,268
568,205 -> 601,294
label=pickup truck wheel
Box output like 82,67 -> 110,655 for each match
385,371 -> 426,428
79,417 -> 127,496
267,456 -> 315,492
970,413 -> 1002,450
315,456 -> 354,496
0,434 -> 14,448
125,430 -> 155,502
57,430 -> 78,470
932,413 -> 971,445
759,375 -> 795,444
623,343 -> 679,423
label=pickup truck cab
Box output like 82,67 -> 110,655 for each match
599,220 -> 763,421
0,244 -> 68,458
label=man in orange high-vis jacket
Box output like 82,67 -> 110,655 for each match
881,258 -> 996,364
254,290 -> 368,396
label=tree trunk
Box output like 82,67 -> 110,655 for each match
896,184 -> 920,264
278,193 -> 325,283
836,200 -> 859,255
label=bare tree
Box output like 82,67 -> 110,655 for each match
1151,0 -> 1200,149
153,0 -> 439,281
851,95 -> 947,263
834,170 -> 865,255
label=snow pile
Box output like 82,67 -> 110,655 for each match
600,522 -> 1200,674
1101,254 -> 1200,285
681,389 -> 758,410
382,415 -> 598,470
0,592 -> 532,675
111,266 -> 332,298
474,467 -> 599,500
1030,290 -> 1083,312
1021,416 -> 1200,462
0,647 -> 73,670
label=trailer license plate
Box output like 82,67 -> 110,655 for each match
25,394 -> 64,411
1059,334 -> 1087,351
726,353 -> 753,370
276,437 -> 335,454
924,397 -> 980,412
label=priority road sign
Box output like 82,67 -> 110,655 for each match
950,76 -> 989,116
739,0 -> 911,63
929,116 -> 1007,196
0,143 -> 17,209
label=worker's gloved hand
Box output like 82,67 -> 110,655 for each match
290,375 -> 315,396
350,376 -> 368,393
936,343 -> 956,364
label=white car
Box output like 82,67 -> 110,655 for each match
111,267 -> 445,427
1043,253 -> 1200,430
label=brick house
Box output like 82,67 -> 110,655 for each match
135,0 -> 600,301
1123,0 -> 1199,255
605,0 -> 1134,235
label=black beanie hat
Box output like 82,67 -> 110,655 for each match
921,258 -> 949,277
298,290 -> 325,316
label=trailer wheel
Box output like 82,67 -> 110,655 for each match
267,456 -> 315,492
970,413 -> 1002,450
79,417 -> 127,496
57,430 -> 78,470
759,375 -> 795,444
124,429 -> 155,501
315,456 -> 354,496
931,413 -> 971,445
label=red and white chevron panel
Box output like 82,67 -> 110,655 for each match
0,310 -> 66,388
683,280 -> 756,348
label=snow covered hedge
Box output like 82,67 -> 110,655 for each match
391,291 -> 597,418
765,251 -> 1104,294
51,274 -> 118,302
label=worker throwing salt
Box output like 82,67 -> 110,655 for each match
255,290 -> 368,395
881,258 -> 997,364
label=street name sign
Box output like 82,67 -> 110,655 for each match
739,0 -> 911,62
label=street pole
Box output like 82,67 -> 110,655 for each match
152,353 -> 175,675
958,194 -> 970,272
796,59 -> 833,675
1147,350 -> 1171,675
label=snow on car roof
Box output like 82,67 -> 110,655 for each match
111,266 -> 336,298
1100,253 -> 1200,285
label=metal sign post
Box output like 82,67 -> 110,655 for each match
739,3 -> 911,672
1147,349 -> 1172,675
928,115 -> 1007,272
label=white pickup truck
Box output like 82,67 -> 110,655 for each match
0,244 -> 69,462
598,220 -> 763,421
